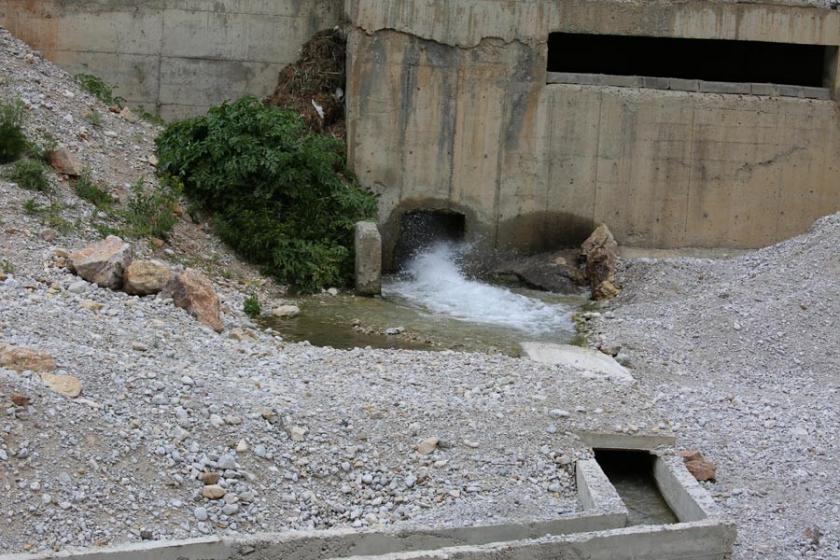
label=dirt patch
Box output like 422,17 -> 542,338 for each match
266,28 -> 346,140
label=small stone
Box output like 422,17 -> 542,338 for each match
549,409 -> 570,419
222,503 -> 239,515
202,485 -> 226,500
0,344 -> 56,373
194,507 -> 208,521
680,450 -> 717,482
217,454 -> 237,469
463,439 -> 480,448
290,426 -> 307,442
209,414 -> 224,427
199,472 -> 220,485
131,342 -> 149,352
271,305 -> 301,319
235,439 -> 248,453
11,393 -> 31,407
68,281 -> 87,294
140,530 -> 153,540
254,444 -> 267,458
79,299 -> 103,312
416,437 -> 439,455
41,373 -> 82,398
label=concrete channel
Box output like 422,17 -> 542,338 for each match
0,450 -> 735,560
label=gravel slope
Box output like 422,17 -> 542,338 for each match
593,214 -> 840,559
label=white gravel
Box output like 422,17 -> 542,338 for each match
593,213 -> 840,559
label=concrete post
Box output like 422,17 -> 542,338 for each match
354,221 -> 382,296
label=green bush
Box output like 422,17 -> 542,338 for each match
155,97 -> 376,292
5,159 -> 50,192
74,73 -> 125,107
74,172 -> 115,209
243,295 -> 262,318
0,100 -> 27,164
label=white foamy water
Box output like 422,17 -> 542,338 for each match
383,243 -> 574,334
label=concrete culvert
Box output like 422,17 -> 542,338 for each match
393,210 -> 466,269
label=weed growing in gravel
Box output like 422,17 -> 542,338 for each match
22,198 -> 39,215
24,132 -> 57,163
74,73 -> 125,107
4,159 -> 50,192
21,198 -> 73,234
0,258 -> 13,274
0,99 -> 28,163
243,295 -> 262,318
156,97 -> 377,292
138,106 -> 165,126
120,178 -> 178,240
85,110 -> 103,128
74,172 -> 115,210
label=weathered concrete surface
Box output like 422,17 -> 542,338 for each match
354,221 -> 382,295
345,0 -> 840,264
0,0 -> 342,119
520,342 -> 634,383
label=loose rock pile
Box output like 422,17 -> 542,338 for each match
593,213 -> 840,559
67,235 -> 223,332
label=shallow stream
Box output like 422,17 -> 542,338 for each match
263,243 -> 586,356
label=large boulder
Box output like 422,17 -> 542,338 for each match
164,269 -> 223,332
581,224 -> 619,300
124,260 -> 172,296
0,343 -> 56,373
494,250 -> 585,293
47,148 -> 82,177
69,236 -> 132,289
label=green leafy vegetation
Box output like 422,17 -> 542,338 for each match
0,258 -> 14,275
155,97 -> 377,292
74,73 -> 125,107
138,106 -> 165,126
74,172 -> 115,210
120,178 -> 178,240
4,159 -> 50,192
243,295 -> 262,318
85,110 -> 103,128
0,100 -> 27,164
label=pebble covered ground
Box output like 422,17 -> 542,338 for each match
593,214 -> 840,560
0,27 -> 668,554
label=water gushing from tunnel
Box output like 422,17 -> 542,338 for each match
384,242 -> 574,335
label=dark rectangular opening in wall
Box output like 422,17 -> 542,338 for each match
593,449 -> 679,526
547,33 -> 832,87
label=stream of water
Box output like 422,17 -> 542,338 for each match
265,242 -> 585,355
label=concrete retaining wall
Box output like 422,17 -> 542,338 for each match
0,0 -> 342,119
0,456 -> 735,560
345,0 -> 840,264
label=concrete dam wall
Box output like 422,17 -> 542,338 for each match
0,0 -> 341,119
3,0 -> 840,258
346,0 -> 840,264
